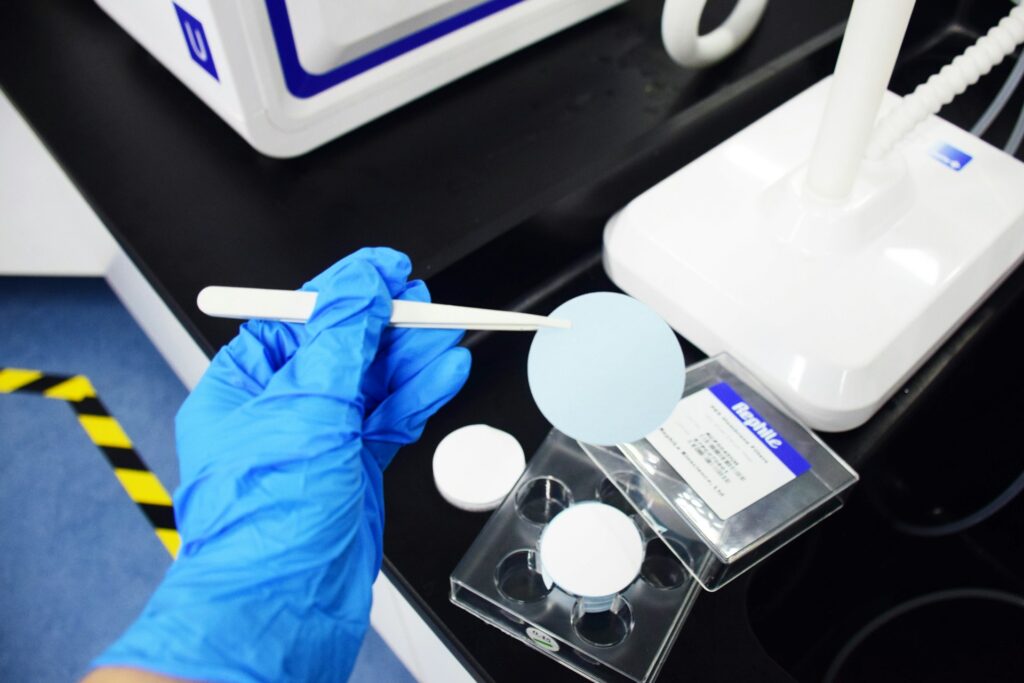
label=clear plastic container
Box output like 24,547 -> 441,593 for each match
450,354 -> 858,681
450,430 -> 701,683
579,354 -> 859,591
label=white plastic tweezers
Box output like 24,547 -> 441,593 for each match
197,286 -> 571,331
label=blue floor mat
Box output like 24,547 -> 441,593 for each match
0,277 -> 414,683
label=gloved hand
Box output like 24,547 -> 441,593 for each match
93,248 -> 471,682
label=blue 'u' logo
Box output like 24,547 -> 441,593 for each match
173,3 -> 219,81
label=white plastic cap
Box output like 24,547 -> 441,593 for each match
432,425 -> 526,512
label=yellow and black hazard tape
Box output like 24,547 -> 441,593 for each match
0,367 -> 180,558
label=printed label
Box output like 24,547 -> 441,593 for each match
929,143 -> 972,171
174,3 -> 219,80
646,382 -> 810,519
526,626 -> 560,652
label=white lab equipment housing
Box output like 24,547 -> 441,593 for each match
94,0 -> 623,157
605,78 -> 1024,431
605,1 -> 1024,431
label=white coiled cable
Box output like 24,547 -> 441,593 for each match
867,3 -> 1024,159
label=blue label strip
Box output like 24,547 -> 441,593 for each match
264,0 -> 525,99
708,382 -> 811,476
929,143 -> 972,171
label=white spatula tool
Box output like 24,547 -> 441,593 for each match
197,286 -> 571,332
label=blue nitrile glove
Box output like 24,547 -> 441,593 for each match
93,248 -> 471,682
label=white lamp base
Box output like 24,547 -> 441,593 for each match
604,77 -> 1024,431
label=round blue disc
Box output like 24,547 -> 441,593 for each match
527,292 -> 685,445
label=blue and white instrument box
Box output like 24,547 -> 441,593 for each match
97,0 -> 622,157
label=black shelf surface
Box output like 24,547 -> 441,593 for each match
5,0 -> 1023,681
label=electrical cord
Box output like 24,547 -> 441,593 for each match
890,466 -> 1024,538
1005,97 -> 1024,155
823,587 -> 1024,683
867,4 -> 1024,159
971,48 -> 1024,137
868,5 -> 1024,536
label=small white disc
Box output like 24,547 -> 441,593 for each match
538,502 -> 644,599
432,425 -> 526,512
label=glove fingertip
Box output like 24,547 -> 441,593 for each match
397,279 -> 430,304
311,260 -> 393,321
446,346 -> 472,390
361,247 -> 412,297
363,246 -> 412,272
301,247 -> 412,297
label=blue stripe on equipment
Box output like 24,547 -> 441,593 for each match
265,0 -> 525,98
